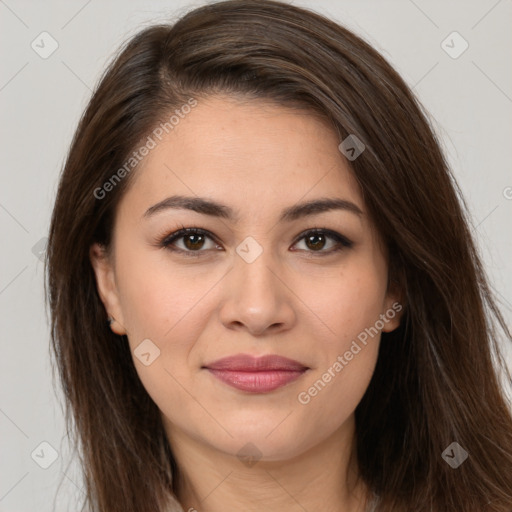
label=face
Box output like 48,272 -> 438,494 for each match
90,95 -> 402,463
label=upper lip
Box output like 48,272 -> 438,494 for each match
203,354 -> 308,372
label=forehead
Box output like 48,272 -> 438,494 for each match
120,95 -> 365,221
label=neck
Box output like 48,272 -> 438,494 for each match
164,415 -> 370,512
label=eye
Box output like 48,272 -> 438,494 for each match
160,227 -> 222,257
291,228 -> 353,255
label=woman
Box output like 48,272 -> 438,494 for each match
45,1 -> 512,511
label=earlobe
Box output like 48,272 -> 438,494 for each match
382,284 -> 406,333
381,268 -> 406,333
381,297 -> 404,333
89,243 -> 127,335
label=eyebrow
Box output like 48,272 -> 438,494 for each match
143,195 -> 363,222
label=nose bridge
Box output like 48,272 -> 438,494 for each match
233,235 -> 280,304
219,235 -> 295,334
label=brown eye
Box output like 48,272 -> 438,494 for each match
161,227 -> 221,256
182,233 -> 206,250
292,229 -> 353,254
304,233 -> 327,251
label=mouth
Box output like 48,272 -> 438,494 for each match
202,354 -> 309,393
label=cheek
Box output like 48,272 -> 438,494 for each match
115,246 -> 215,341
295,308 -> 382,437
290,259 -> 386,428
294,256 -> 388,343
296,340 -> 380,442
114,249 -> 217,400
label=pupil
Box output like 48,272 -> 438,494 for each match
306,234 -> 325,250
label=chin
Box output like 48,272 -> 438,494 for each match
202,419 -> 315,463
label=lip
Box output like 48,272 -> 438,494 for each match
203,354 -> 309,393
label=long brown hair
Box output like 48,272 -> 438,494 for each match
46,1 -> 512,510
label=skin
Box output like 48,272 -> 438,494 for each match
90,95 -> 403,512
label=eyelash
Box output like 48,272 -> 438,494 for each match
158,226 -> 353,258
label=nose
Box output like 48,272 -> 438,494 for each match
218,244 -> 296,337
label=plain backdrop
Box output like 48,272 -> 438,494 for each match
1,0 -> 511,510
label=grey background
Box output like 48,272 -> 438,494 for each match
1,0 -> 511,510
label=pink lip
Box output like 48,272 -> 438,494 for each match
203,354 -> 309,393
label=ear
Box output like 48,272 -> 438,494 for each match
381,279 -> 405,333
89,243 -> 127,335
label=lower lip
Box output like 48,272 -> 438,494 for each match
206,369 -> 307,393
